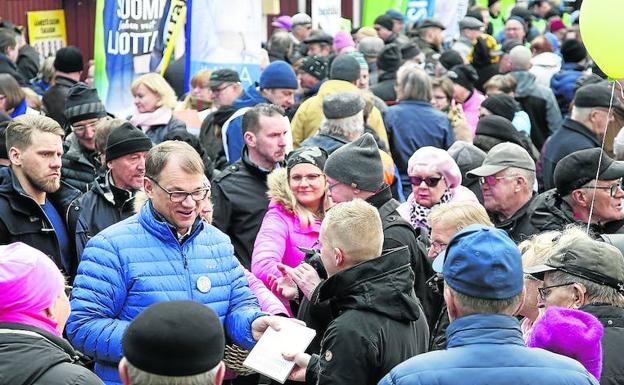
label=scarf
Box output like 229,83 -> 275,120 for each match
408,189 -> 453,230
9,99 -> 28,118
130,106 -> 173,133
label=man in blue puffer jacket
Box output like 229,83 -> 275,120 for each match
379,225 -> 599,385
66,141 -> 279,385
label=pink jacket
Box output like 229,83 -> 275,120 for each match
462,89 -> 486,136
243,268 -> 288,316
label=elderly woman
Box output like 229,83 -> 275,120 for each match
397,146 -> 477,231
0,242 -> 102,384
0,74 -> 38,118
252,147 -> 328,314
130,73 -> 186,144
384,64 -> 455,197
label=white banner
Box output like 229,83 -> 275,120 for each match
311,0 -> 342,36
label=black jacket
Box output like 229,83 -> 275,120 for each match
0,167 -> 78,277
580,304 -> 624,385
17,44 -> 40,81
306,247 -> 429,385
61,135 -> 100,193
0,53 -> 28,87
42,76 -> 79,131
492,194 -> 540,243
199,105 -> 236,171
0,322 -> 103,385
370,71 -> 397,103
212,147 -> 276,268
530,189 -> 624,237
67,173 -> 137,258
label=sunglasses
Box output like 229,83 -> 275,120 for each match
409,176 -> 442,187
478,175 -> 518,187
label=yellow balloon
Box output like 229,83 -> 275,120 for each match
580,0 -> 624,79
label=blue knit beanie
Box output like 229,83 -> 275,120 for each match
259,60 -> 298,90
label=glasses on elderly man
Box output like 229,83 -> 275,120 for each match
537,282 -> 576,301
148,177 -> 210,203
409,176 -> 442,187
478,175 -> 519,187
583,181 -> 623,198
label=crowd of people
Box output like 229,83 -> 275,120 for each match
1,1 -> 624,385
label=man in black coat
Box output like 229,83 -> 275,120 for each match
285,199 -> 429,385
370,44 -> 401,104
212,104 -> 288,268
42,46 -> 84,131
0,28 -> 27,86
67,123 -> 152,257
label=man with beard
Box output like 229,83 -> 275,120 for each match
0,115 -> 75,276
212,104 -> 288,268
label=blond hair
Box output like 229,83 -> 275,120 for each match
519,230 -> 561,268
428,201 -> 493,232
320,199 -> 383,263
6,115 -> 64,152
131,73 -> 177,109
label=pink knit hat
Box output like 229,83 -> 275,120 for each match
407,146 -> 462,188
272,15 -> 293,31
333,31 -> 355,54
528,306 -> 604,380
0,242 -> 65,336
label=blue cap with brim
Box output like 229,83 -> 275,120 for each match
441,224 -> 523,300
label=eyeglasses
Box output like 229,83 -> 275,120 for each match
537,282 -> 576,301
583,182 -> 622,198
410,176 -> 442,187
479,175 -> 519,187
429,239 -> 448,252
327,180 -> 342,191
72,119 -> 100,133
290,173 -> 323,185
211,83 -> 234,94
149,177 -> 210,203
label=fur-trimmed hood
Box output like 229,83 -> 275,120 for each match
266,168 -> 297,213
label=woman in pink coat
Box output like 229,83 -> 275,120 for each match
252,147 -> 329,315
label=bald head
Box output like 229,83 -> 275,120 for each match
509,45 -> 532,71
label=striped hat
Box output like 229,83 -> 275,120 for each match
64,83 -> 107,125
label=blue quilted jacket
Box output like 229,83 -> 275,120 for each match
66,201 -> 264,385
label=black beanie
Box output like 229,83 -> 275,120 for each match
439,50 -> 464,70
481,94 -> 518,122
300,55 -> 328,80
106,122 -> 152,162
561,39 -> 587,63
476,115 -> 523,146
324,133 -> 383,192
377,44 -> 402,72
448,64 -> 478,92
54,45 -> 84,73
122,301 -> 225,376
374,15 -> 394,31
64,83 -> 107,125
330,54 -> 361,82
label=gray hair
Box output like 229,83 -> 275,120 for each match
125,359 -> 219,385
319,111 -> 364,141
548,270 -> 624,307
396,63 -> 432,102
448,284 -> 524,315
145,141 -> 204,181
504,167 -> 535,193
570,106 -> 592,124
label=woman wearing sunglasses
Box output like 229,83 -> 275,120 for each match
251,147 -> 329,315
397,146 -> 477,231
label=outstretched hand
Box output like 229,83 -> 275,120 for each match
278,263 -> 322,300
268,273 -> 299,300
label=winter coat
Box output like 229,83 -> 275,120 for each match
581,304 -> 624,385
380,314 -> 599,385
251,168 -> 321,312
384,100 -> 454,197
300,132 -> 347,154
67,173 -> 137,258
492,194 -> 540,243
42,76 -> 79,131
540,118 -> 601,191
530,52 -> 562,88
512,70 -> 562,150
212,147 -> 277,268
529,189 -> 624,236
136,116 -> 186,145
61,136 -> 100,193
291,79 -> 388,148
370,72 -> 397,103
199,105 -> 237,170
243,269 -> 289,316
551,63 -> 586,117
0,53 -> 27,87
0,167 -> 78,277
222,85 -> 268,163
305,247 -> 429,385
17,44 -> 40,81
66,201 -> 265,385
462,89 -> 486,134
0,322 -> 103,385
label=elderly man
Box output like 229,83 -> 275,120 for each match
296,55 -> 327,102
531,148 -> 624,236
525,228 -> 624,385
285,199 -> 429,385
119,301 -> 226,385
68,122 -> 152,257
467,142 -> 538,243
0,115 -> 78,277
380,224 -> 600,385
208,69 -> 243,109
67,140 -> 280,385
541,83 -> 617,190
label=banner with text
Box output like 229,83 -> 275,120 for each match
312,0 -> 342,36
94,0 -> 167,116
186,0 -> 263,93
27,10 -> 67,58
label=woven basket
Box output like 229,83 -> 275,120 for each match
224,344 -> 256,376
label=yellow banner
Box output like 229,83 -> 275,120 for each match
27,10 -> 67,57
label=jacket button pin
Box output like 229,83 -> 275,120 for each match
324,350 -> 333,362
197,276 -> 212,293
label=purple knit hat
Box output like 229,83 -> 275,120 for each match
528,306 -> 604,380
